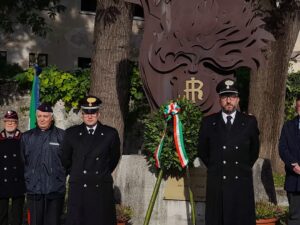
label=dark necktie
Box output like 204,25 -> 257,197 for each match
88,129 -> 94,135
226,116 -> 232,131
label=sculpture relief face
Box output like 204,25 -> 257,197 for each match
138,0 -> 273,114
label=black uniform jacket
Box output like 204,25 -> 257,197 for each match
279,116 -> 300,192
21,126 -> 65,197
62,122 -> 120,225
198,111 -> 259,225
0,129 -> 25,198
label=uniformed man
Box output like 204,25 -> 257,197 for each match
279,96 -> 300,225
21,103 -> 65,225
0,111 -> 25,225
198,78 -> 260,225
62,95 -> 121,225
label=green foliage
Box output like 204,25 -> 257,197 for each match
15,66 -> 90,111
116,204 -> 133,223
285,71 -> 300,120
0,61 -> 24,79
128,63 -> 150,119
255,201 -> 288,224
124,63 -> 150,153
235,67 -> 250,113
273,173 -> 285,188
15,68 -> 35,89
143,98 -> 202,174
0,0 -> 66,36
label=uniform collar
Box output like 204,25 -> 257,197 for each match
222,110 -> 237,123
0,129 -> 21,140
86,124 -> 97,133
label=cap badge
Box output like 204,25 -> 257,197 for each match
225,80 -> 234,89
87,97 -> 97,107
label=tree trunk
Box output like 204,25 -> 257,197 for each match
90,0 -> 133,149
248,12 -> 300,173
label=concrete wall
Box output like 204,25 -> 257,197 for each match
291,32 -> 300,72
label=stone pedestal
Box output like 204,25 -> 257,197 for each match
114,156 -> 281,225
114,155 -> 205,225
253,158 -> 277,203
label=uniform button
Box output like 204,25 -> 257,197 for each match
235,161 -> 239,165
13,154 -> 16,157
96,184 -> 99,188
223,160 -> 226,164
223,176 -> 226,180
235,146 -> 239,149
235,176 -> 239,179
95,171 -> 99,174
96,157 -> 99,161
83,170 -> 87,174
13,166 -> 17,170
3,155 -> 7,159
4,167 -> 7,171
83,184 -> 87,188
4,179 -> 7,182
14,178 -> 18,182
223,146 -> 226,149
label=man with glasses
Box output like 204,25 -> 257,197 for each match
21,103 -> 65,225
62,95 -> 120,225
198,78 -> 260,225
0,111 -> 25,225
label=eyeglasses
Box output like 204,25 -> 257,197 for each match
4,120 -> 17,124
220,95 -> 238,100
82,113 -> 98,117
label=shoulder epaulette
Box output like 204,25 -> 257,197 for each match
14,129 -> 22,140
0,130 -> 6,140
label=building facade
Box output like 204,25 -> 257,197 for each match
0,0 -> 144,71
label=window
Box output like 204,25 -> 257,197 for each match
78,57 -> 91,69
29,53 -> 36,66
38,54 -> 48,67
0,51 -> 7,64
29,53 -> 48,67
81,0 -> 96,12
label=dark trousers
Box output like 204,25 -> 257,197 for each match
0,196 -> 25,225
287,192 -> 300,225
27,195 -> 64,225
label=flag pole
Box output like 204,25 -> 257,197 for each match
29,64 -> 41,129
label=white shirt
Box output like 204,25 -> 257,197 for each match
86,124 -> 97,135
222,111 -> 237,124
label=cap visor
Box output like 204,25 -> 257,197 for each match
82,109 -> 99,114
219,90 -> 238,95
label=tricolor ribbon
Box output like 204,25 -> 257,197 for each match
154,102 -> 189,168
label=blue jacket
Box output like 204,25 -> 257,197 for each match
279,116 -> 300,192
21,125 -> 65,196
